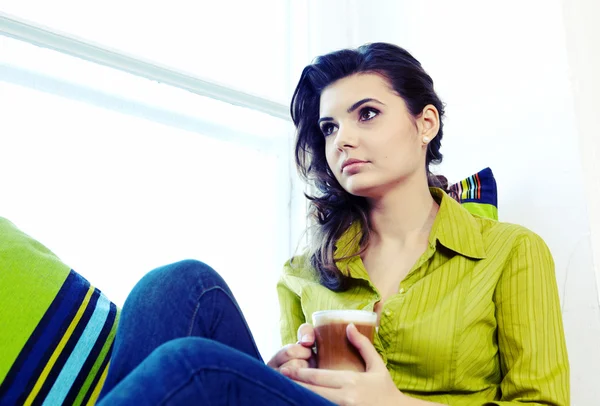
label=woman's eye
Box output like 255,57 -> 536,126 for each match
320,123 -> 336,136
359,108 -> 379,121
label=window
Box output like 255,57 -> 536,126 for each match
0,33 -> 293,358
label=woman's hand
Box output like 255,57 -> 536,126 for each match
267,323 -> 317,371
280,323 -> 409,406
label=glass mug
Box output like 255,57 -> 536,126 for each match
312,310 -> 377,372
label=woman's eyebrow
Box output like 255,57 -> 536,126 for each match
346,98 -> 385,113
319,98 -> 386,124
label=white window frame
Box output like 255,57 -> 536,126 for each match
0,11 -> 289,120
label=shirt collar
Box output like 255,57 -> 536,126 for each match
429,188 -> 487,259
333,221 -> 367,279
333,188 -> 487,266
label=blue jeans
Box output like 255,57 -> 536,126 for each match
97,260 -> 334,405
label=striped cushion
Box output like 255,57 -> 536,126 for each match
0,218 -> 119,406
448,167 -> 498,220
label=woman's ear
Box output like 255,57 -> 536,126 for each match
418,104 -> 440,143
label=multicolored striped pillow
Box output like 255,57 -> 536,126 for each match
448,167 -> 498,220
0,218 -> 119,406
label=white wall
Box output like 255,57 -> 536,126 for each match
562,0 -> 600,310
304,0 -> 599,403
560,1 -> 600,402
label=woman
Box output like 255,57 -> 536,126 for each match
98,43 -> 569,405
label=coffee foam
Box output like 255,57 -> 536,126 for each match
312,310 -> 377,326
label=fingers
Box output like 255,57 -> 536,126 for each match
267,343 -> 314,369
296,323 -> 316,347
346,323 -> 384,372
280,359 -> 309,370
281,366 -> 349,389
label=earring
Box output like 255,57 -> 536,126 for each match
423,136 -> 430,144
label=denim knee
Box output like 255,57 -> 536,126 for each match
125,259 -> 230,309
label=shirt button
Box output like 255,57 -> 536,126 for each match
399,288 -> 405,294
384,310 -> 392,316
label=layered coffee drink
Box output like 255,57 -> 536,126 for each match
312,310 -> 377,372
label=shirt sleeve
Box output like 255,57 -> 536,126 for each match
489,232 -> 570,405
276,264 -> 307,346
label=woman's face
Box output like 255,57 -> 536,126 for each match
318,73 -> 437,198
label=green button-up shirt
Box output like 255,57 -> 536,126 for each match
277,189 -> 569,405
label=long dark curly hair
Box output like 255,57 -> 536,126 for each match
290,42 -> 446,291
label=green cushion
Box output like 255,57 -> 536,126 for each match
0,217 -> 119,406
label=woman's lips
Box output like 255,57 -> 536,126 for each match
342,161 -> 368,174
